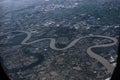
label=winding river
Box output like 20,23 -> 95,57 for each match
1,31 -> 118,74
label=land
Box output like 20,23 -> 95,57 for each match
0,0 -> 120,80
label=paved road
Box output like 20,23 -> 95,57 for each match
1,31 -> 118,74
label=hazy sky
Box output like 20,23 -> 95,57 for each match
0,0 -> 43,11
